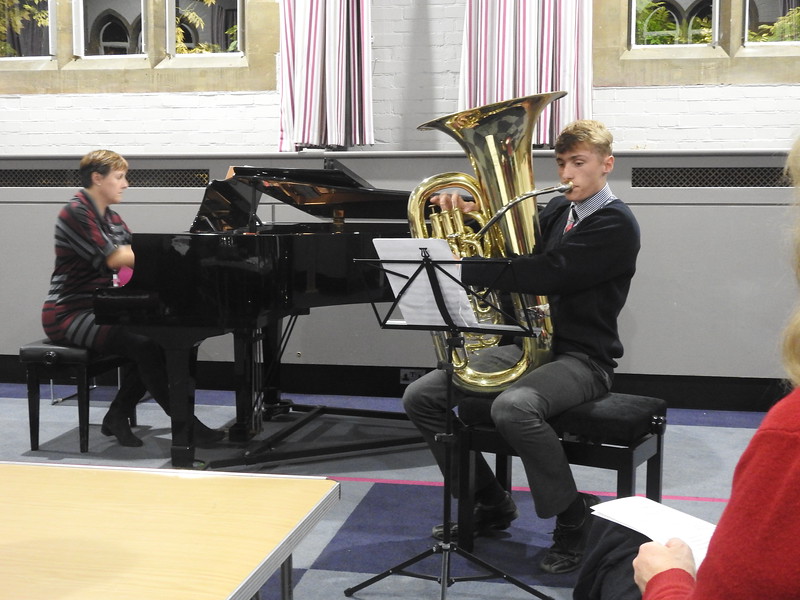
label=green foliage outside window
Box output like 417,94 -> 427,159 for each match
1,0 -> 48,57
225,24 -> 237,52
634,0 -> 712,46
635,1 -> 674,45
748,7 -> 800,42
176,0 -> 237,54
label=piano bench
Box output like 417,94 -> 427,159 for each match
456,392 -> 668,551
20,339 -> 132,453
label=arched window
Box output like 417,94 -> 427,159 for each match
99,18 -> 129,55
687,2 -> 713,44
634,0 -> 715,46
130,16 -> 143,54
1,0 -> 278,97
747,0 -> 800,43
638,1 -> 682,45
603,2 -> 800,87
177,21 -> 197,51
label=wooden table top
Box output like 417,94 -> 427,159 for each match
0,462 -> 340,600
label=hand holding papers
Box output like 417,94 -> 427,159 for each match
591,496 -> 716,566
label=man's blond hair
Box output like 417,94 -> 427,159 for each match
554,120 -> 613,157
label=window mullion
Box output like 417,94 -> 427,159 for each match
165,0 -> 176,57
72,0 -> 86,57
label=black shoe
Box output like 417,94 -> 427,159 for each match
193,417 -> 225,448
539,493 -> 601,574
101,415 -> 143,448
432,491 -> 519,540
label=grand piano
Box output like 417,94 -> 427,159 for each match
95,160 -> 413,467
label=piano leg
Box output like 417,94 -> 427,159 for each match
230,328 -> 264,443
261,320 -> 283,406
260,319 -> 287,414
230,321 -> 290,443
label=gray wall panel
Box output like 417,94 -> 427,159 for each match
1,150 -> 793,380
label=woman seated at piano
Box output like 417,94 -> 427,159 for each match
41,149 -> 224,448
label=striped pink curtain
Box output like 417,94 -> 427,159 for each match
458,0 -> 592,147
279,0 -> 374,151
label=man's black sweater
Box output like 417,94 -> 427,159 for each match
461,195 -> 640,375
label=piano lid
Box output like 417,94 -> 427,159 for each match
190,159 -> 410,233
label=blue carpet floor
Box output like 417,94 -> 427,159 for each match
1,383 -> 765,599
256,481 -> 576,599
315,482 -> 574,586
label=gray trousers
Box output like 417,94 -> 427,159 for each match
403,347 -> 611,518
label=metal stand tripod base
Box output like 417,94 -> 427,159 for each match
342,335 -> 552,600
343,539 -> 553,600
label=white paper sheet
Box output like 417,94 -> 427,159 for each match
591,496 -> 717,566
372,238 -> 478,328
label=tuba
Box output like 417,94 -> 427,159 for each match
408,91 -> 570,395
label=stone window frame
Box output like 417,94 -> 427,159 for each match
0,0 -> 278,95
596,0 -> 800,86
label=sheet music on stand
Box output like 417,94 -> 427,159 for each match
372,238 -> 533,335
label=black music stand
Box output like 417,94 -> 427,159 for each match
344,242 -> 553,600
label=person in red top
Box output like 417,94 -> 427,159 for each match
42,149 -> 223,448
573,136 -> 800,599
634,389 -> 800,598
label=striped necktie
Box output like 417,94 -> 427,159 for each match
564,205 -> 578,232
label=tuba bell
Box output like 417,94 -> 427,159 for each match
408,91 -> 570,395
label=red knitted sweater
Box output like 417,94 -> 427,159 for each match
644,388 -> 800,599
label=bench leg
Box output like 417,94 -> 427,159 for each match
457,432 -> 476,551
495,454 -> 512,491
645,433 -> 665,502
616,463 -> 636,498
27,365 -> 40,451
457,438 -> 513,552
76,367 -> 91,453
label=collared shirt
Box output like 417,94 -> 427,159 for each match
569,183 -> 617,228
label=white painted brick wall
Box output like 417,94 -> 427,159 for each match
369,0 -> 465,150
0,91 -> 282,156
593,85 -> 800,150
1,0 -> 799,156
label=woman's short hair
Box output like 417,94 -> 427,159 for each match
79,150 -> 128,188
554,120 -> 614,157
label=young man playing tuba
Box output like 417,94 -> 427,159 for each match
403,119 -> 641,574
